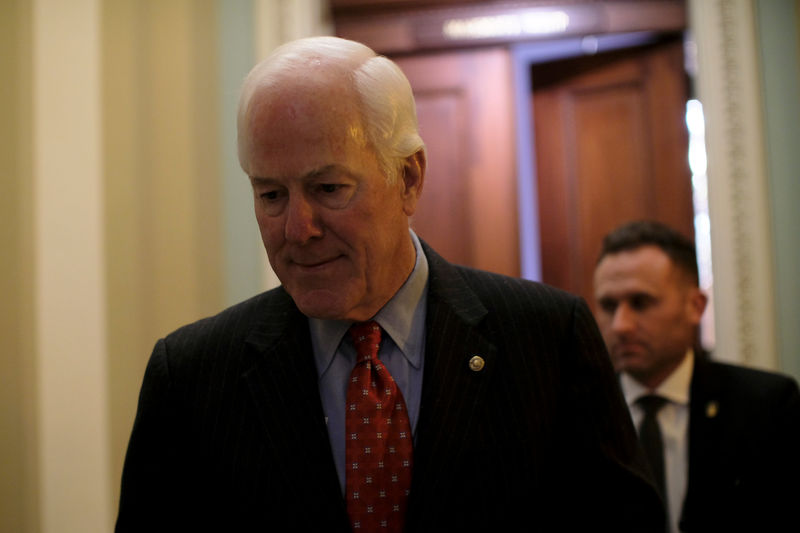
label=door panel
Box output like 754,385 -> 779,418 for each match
412,90 -> 472,266
532,37 -> 694,306
394,48 -> 519,277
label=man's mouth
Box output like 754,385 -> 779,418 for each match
614,341 -> 645,355
291,255 -> 342,270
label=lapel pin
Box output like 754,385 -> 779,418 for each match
468,355 -> 485,372
705,401 -> 719,418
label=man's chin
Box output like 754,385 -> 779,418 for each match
612,351 -> 649,374
289,287 -> 373,322
294,296 -> 348,321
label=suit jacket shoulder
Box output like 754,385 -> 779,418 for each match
117,286 -> 351,532
693,357 -> 800,402
159,287 -> 297,365
681,357 -> 800,532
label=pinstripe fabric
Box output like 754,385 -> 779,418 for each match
405,244 -> 664,532
116,242 -> 664,532
117,288 -> 350,532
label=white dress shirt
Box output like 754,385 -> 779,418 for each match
621,349 -> 694,533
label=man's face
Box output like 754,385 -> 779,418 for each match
239,82 -> 422,321
593,245 -> 706,388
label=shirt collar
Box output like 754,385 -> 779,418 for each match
309,229 -> 429,377
621,349 -> 694,408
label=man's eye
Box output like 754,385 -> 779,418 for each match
630,295 -> 654,311
260,190 -> 280,200
255,188 -> 287,216
599,300 -> 617,314
319,183 -> 342,194
314,183 -> 354,209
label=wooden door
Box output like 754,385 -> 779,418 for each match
393,48 -> 520,277
532,36 -> 694,307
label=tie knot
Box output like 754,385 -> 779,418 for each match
348,320 -> 382,363
637,394 -> 668,415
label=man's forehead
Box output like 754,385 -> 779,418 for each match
595,271 -> 659,297
245,84 -> 364,149
595,247 -> 684,296
598,246 -> 673,272
252,77 -> 355,115
255,61 -> 353,99
240,87 -> 371,180
595,280 -> 659,302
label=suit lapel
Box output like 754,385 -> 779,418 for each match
409,245 -> 497,508
242,290 -> 348,528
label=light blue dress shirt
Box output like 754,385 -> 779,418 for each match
309,230 -> 429,495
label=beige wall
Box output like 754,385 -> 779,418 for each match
1,3 -> 38,532
102,0 -> 225,515
1,1 -> 329,531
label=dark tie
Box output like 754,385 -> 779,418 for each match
637,395 -> 668,505
345,321 -> 413,533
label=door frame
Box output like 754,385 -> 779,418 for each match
510,30 -> 664,280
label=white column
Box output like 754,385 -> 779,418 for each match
33,0 -> 112,531
688,0 -> 777,370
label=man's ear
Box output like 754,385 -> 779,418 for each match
687,287 -> 709,325
400,150 -> 426,216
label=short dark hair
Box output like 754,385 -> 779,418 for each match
597,220 -> 699,285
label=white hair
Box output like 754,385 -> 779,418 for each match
237,36 -> 425,182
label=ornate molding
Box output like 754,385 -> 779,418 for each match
717,0 -> 755,361
689,0 -> 777,368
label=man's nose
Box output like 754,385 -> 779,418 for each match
611,304 -> 636,334
284,194 -> 323,243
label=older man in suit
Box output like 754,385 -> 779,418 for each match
116,37 -> 664,532
593,220 -> 800,533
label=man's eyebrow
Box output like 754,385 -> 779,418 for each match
306,165 -> 340,179
249,176 -> 275,186
249,165 -> 344,184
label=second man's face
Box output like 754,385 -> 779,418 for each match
593,245 -> 706,389
239,81 -> 420,322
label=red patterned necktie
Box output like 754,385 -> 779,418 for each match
345,321 -> 413,532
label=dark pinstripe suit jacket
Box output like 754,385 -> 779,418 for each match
116,243 -> 664,532
678,356 -> 800,532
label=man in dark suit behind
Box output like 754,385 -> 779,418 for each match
116,36 -> 664,532
593,220 -> 800,533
